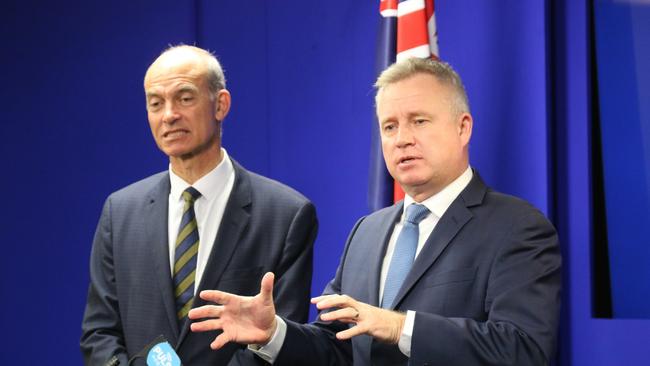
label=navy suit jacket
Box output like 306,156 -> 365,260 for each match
276,172 -> 560,366
81,159 -> 317,366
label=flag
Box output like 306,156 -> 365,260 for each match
368,0 -> 440,211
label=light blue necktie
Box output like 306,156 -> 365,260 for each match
382,203 -> 430,308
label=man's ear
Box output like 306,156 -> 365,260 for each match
458,112 -> 473,147
214,89 -> 231,121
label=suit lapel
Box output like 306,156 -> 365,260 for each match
144,173 -> 180,340
390,172 -> 487,309
177,159 -> 252,344
367,203 -> 403,306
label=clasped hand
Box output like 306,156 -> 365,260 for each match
189,272 -> 406,350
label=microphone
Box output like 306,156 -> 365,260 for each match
127,335 -> 182,366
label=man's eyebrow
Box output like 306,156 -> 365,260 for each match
176,85 -> 199,94
406,111 -> 431,118
145,91 -> 161,99
145,84 -> 199,99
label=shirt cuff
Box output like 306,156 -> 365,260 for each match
247,315 -> 287,364
398,310 -> 415,357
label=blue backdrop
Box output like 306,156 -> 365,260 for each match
1,0 -> 648,364
593,0 -> 650,319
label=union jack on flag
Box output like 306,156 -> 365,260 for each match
368,0 -> 440,211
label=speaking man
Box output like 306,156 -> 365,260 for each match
189,58 -> 561,365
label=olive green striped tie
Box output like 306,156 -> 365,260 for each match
173,187 -> 201,321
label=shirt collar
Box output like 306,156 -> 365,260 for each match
169,148 -> 234,202
403,166 -> 473,219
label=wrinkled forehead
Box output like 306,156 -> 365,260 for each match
144,49 -> 208,89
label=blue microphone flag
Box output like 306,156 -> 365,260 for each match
146,339 -> 181,366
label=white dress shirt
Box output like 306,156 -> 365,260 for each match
390,166 -> 473,356
167,148 -> 235,292
252,166 -> 473,363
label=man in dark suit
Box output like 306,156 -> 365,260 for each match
80,45 -> 317,365
189,58 -> 561,365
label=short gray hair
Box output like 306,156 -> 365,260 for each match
161,45 -> 226,94
374,58 -> 470,115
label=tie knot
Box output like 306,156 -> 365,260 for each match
182,187 -> 201,204
405,204 -> 430,225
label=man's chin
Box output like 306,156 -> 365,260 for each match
164,148 -> 196,160
395,180 -> 430,195
394,173 -> 429,188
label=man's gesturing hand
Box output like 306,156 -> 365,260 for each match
313,294 -> 406,344
189,272 -> 278,350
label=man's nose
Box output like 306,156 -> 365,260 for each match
395,124 -> 415,147
162,103 -> 180,124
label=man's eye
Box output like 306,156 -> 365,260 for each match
414,119 -> 427,125
383,124 -> 396,133
181,96 -> 194,104
148,101 -> 161,110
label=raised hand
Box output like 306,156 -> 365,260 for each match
312,294 -> 406,344
189,272 -> 278,349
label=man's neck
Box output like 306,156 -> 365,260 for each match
170,147 -> 223,184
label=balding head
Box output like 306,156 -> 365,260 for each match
143,45 -> 232,180
145,45 -> 226,96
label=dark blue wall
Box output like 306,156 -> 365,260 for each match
1,0 -> 649,364
594,0 -> 650,319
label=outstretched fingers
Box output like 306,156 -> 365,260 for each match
188,303 -> 222,320
189,272 -> 279,348
312,294 -> 355,311
190,317 -> 223,333
335,325 -> 365,340
319,307 -> 359,323
311,294 -> 406,344
312,294 -> 363,338
198,289 -> 230,305
211,332 -> 234,350
260,272 -> 275,305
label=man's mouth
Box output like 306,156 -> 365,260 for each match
163,130 -> 188,138
398,156 -> 420,165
